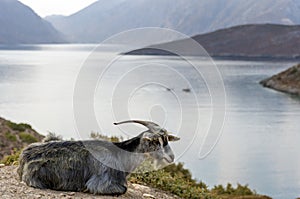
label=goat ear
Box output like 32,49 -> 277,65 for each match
168,134 -> 180,142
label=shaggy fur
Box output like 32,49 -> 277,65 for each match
18,125 -> 179,195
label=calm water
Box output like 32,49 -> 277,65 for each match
0,45 -> 299,199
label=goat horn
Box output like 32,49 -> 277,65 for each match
114,120 -> 162,134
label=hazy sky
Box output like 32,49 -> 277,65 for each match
19,0 -> 98,17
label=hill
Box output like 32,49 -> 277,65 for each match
126,24 -> 300,59
0,117 -> 44,160
45,0 -> 300,43
260,64 -> 300,95
0,0 -> 65,44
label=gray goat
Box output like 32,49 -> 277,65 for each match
17,120 -> 180,195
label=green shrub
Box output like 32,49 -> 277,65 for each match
0,140 -> 4,147
211,185 -> 226,195
7,121 -> 32,131
43,132 -> 62,142
1,148 -> 21,166
163,162 -> 195,181
290,67 -> 298,75
129,162 -> 258,199
19,132 -> 38,143
130,163 -> 212,199
234,183 -> 255,195
5,131 -> 17,142
211,183 -> 255,196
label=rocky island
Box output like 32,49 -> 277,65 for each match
260,64 -> 300,96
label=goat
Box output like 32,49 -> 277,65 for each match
17,120 -> 180,195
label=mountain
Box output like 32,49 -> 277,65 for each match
126,24 -> 300,59
46,0 -> 300,43
0,0 -> 65,44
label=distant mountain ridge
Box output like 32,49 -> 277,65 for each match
46,0 -> 300,43
0,0 -> 65,44
127,24 -> 300,59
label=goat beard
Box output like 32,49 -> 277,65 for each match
134,155 -> 172,172
153,158 -> 172,170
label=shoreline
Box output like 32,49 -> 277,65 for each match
124,48 -> 300,62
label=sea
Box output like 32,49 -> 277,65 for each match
0,44 -> 299,199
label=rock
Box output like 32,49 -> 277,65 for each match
182,88 -> 191,92
143,193 -> 156,198
0,164 -> 5,168
260,64 -> 300,96
132,183 -> 151,192
33,194 -> 43,199
67,192 -> 76,196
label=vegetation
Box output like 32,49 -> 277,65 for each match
211,183 -> 255,196
42,131 -> 63,142
19,132 -> 38,143
1,148 -> 21,166
5,131 -> 17,142
130,162 -> 210,199
0,140 -> 4,147
130,162 -> 261,199
7,121 -> 32,132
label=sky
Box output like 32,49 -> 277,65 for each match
19,0 -> 98,17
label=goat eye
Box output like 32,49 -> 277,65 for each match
154,138 -> 160,143
152,139 -> 160,145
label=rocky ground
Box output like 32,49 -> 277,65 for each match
260,64 -> 300,96
0,165 -> 179,199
